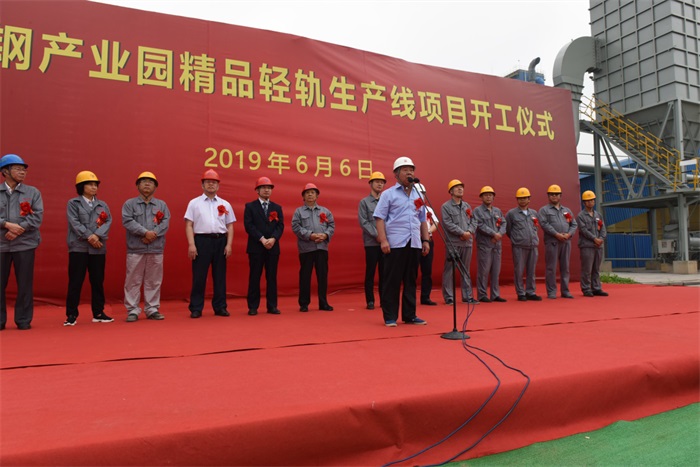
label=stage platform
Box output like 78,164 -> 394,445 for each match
1,282 -> 698,466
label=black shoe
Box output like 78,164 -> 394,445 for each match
517,295 -> 527,302
526,294 -> 543,301
299,306 -> 309,312
17,324 -> 31,330
190,311 -> 202,319
561,293 -> 574,299
214,309 -> 230,316
366,302 -> 375,310
583,291 -> 594,297
466,298 -> 479,305
92,313 -> 114,323
492,297 -> 507,302
0,323 -> 5,330
267,308 -> 281,315
478,297 -> 491,303
248,309 -> 258,316
320,305 -> 334,311
421,299 -> 438,306
593,290 -> 609,296
445,299 -> 454,305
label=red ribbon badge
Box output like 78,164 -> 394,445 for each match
268,211 -> 279,222
96,211 -> 108,227
414,198 -> 424,210
19,201 -> 33,217
465,208 -> 472,218
532,216 -> 539,227
597,218 -> 603,231
496,217 -> 502,228
154,210 -> 165,225
319,212 -> 327,224
427,210 -> 433,221
564,211 -> 572,223
217,205 -> 229,216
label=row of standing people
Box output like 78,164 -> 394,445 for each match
360,157 -> 609,327
0,153 -> 607,331
0,153 -> 336,329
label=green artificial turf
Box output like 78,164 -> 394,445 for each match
458,403 -> 699,466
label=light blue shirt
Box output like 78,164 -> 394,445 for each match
373,182 -> 425,249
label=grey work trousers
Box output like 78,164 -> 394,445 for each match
512,246 -> 538,297
124,253 -> 164,316
580,247 -> 603,293
442,245 -> 473,301
476,243 -> 502,300
544,239 -> 571,297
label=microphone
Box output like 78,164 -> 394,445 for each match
407,176 -> 421,184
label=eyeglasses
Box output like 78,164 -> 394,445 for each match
548,193 -> 561,196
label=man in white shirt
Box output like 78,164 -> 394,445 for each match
184,169 -> 235,319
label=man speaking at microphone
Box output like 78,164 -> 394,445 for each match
373,156 -> 430,327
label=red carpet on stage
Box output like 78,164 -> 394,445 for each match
1,283 -> 698,466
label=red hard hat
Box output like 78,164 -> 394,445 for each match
201,169 -> 220,182
255,176 -> 274,190
301,183 -> 320,195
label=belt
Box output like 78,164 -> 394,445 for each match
195,233 -> 225,238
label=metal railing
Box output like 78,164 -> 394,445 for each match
580,95 -> 686,191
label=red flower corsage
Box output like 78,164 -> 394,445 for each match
154,210 -> 165,225
564,211 -> 572,223
414,198 -> 424,210
597,218 -> 603,231
19,201 -> 33,216
495,217 -> 502,228
96,211 -> 108,227
268,211 -> 279,222
319,212 -> 328,224
217,205 -> 229,216
465,208 -> 472,218
532,216 -> 539,227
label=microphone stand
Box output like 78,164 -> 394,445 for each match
411,179 -> 472,340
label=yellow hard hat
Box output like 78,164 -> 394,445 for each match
547,184 -> 562,194
369,171 -> 386,183
447,179 -> 464,193
582,190 -> 596,201
479,186 -> 495,196
136,171 -> 158,187
516,187 -> 531,198
75,171 -> 100,185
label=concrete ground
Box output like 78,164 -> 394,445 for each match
611,268 -> 700,287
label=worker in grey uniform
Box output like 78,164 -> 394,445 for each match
441,179 -> 478,305
473,186 -> 507,302
538,184 -> 578,299
358,171 -> 386,310
505,187 -> 542,301
0,154 -> 43,331
577,190 -> 608,297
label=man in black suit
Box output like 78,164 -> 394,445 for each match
244,177 -> 284,315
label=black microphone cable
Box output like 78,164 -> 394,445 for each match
382,312 -> 530,467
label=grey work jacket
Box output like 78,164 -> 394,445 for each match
358,195 -> 380,247
291,204 -> 335,254
538,204 -> 578,243
505,207 -> 540,248
0,183 -> 43,252
441,199 -> 476,247
66,197 -> 112,254
474,204 -> 506,249
122,196 -> 170,254
576,209 -> 607,248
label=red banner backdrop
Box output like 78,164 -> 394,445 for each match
0,0 -> 580,301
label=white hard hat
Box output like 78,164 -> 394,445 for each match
393,156 -> 415,171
